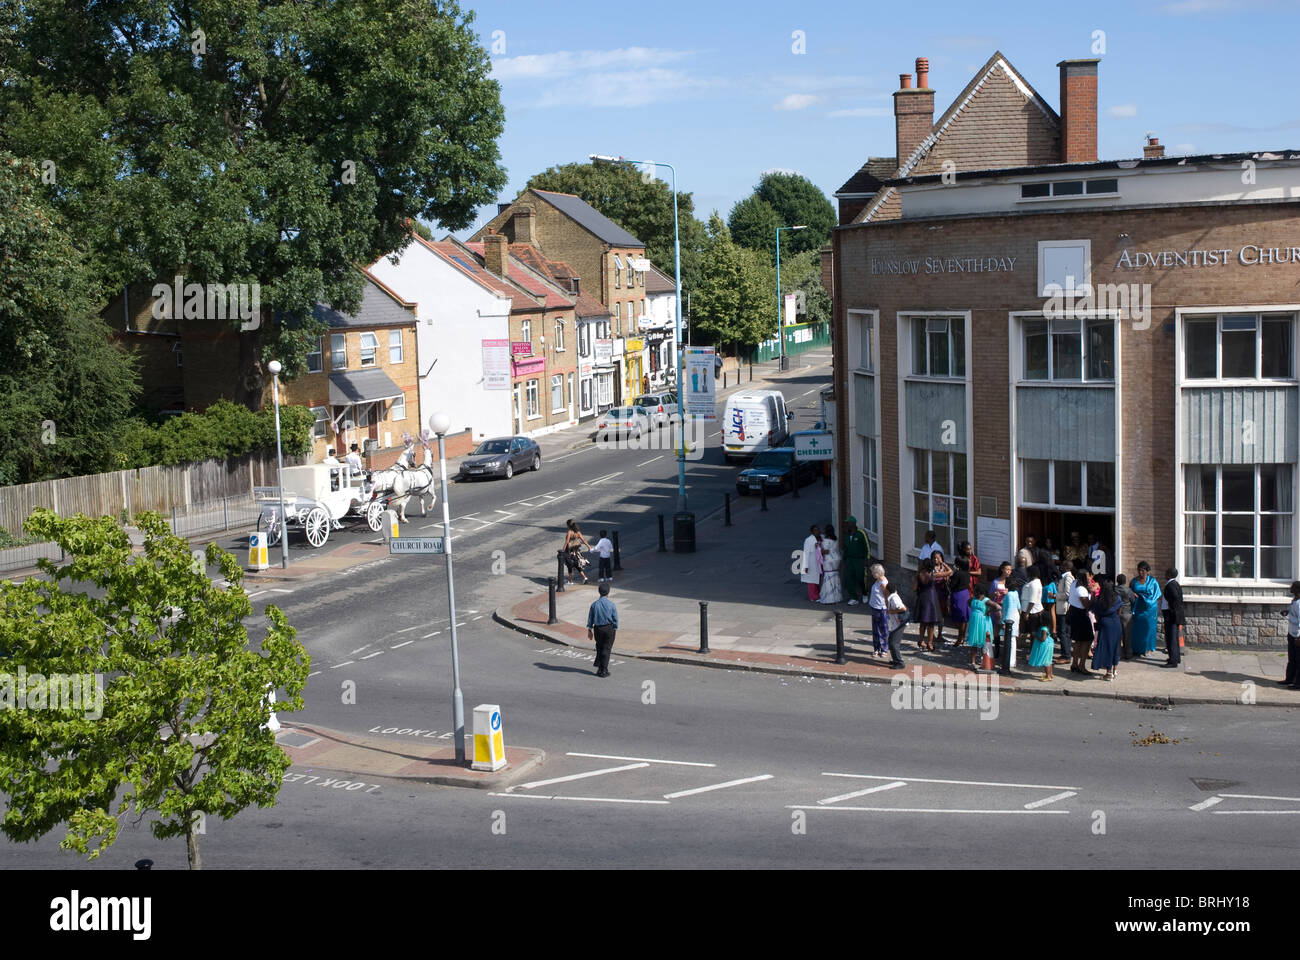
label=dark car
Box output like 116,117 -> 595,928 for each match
458,436 -> 541,480
735,447 -> 818,495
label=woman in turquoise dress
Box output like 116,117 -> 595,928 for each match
1130,561 -> 1163,657
964,585 -> 992,668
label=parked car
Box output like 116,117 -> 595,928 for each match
734,447 -> 819,495
631,392 -> 680,429
458,436 -> 541,480
595,406 -> 652,441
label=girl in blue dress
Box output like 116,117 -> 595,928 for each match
965,583 -> 993,669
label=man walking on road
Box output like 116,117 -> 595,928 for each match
587,583 -> 619,678
842,516 -> 869,605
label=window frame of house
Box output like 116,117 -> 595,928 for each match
521,319 -> 531,345
551,374 -> 564,413
554,318 -> 565,352
306,337 -> 323,374
613,256 -> 622,289
581,378 -> 592,410
526,379 -> 540,418
359,331 -> 379,367
1183,463 -> 1294,581
862,436 -> 880,555
1019,178 -> 1120,200
389,329 -> 403,364
909,316 -> 966,379
311,406 -> 330,439
390,393 -> 406,422
1020,458 -> 1116,511
1022,317 -> 1115,381
331,333 -> 347,370
1183,312 -> 1296,382
911,448 -> 969,557
614,302 -> 621,336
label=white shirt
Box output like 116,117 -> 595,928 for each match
346,452 -> 363,473
1289,598 -> 1300,638
869,580 -> 888,610
919,542 -> 938,561
594,537 -> 613,559
1070,583 -> 1089,609
1020,579 -> 1043,614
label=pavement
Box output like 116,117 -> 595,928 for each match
494,482 -> 1296,708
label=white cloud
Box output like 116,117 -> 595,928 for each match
827,106 -> 892,118
491,47 -> 691,82
525,68 -> 726,109
774,93 -> 819,111
1107,104 -> 1139,117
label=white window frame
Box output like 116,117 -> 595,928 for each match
910,448 -> 969,559
389,329 -> 403,364
555,319 -> 565,352
581,378 -> 592,411
331,333 -> 347,370
1019,458 -> 1116,512
1182,311 -> 1296,383
862,436 -> 880,555
390,393 -> 406,422
551,374 -> 564,413
613,256 -> 623,289
521,319 -> 531,344
526,379 -> 540,419
306,337 -> 322,374
359,332 -> 379,367
1021,317 -> 1115,382
908,315 -> 965,379
311,406 -> 330,439
1183,464 -> 1294,582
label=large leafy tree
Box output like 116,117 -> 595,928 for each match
0,510 -> 309,869
525,160 -> 706,293
0,153 -> 139,485
689,213 -> 776,348
729,172 -> 837,260
0,0 -> 507,404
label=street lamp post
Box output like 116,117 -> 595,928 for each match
267,360 -> 290,569
775,225 -> 808,372
590,153 -> 687,514
429,412 -> 465,762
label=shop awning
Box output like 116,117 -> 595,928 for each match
329,370 -> 404,406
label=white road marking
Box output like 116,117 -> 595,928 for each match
488,792 -> 669,805
307,671 -> 322,678
800,388 -> 817,396
566,752 -> 715,768
788,805 -> 1070,815
663,775 -> 774,799
394,624 -> 424,634
494,510 -> 514,516
361,651 -> 383,660
819,781 -> 907,805
1189,796 -> 1224,812
1023,790 -> 1077,809
472,615 -> 483,621
455,622 -> 466,627
1213,810 -> 1300,815
637,456 -> 663,467
583,472 -> 624,486
391,640 -> 414,649
821,773 -> 1080,791
270,588 -> 293,594
349,644 -> 371,655
422,631 -> 441,639
518,762 -> 649,790
330,661 -> 354,669
1218,792 -> 1300,802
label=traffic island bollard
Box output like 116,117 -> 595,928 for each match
658,513 -> 667,552
699,600 -> 710,654
556,550 -> 566,592
612,531 -> 622,570
834,611 -> 846,664
761,485 -> 768,512
134,859 -> 153,871
547,577 -> 558,625
724,493 -> 732,526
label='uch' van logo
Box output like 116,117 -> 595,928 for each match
50,890 -> 151,940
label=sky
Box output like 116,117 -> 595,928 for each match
456,0 -> 1300,241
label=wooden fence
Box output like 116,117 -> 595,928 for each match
0,452 -> 309,537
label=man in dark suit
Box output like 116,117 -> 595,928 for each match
1161,567 -> 1184,668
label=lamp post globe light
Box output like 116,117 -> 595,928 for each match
429,412 -> 465,761
775,225 -> 808,372
589,153 -> 688,516
267,360 -> 290,569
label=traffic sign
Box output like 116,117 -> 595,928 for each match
388,536 -> 447,555
794,432 -> 834,460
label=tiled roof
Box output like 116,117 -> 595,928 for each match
412,234 -> 524,308
644,265 -> 676,294
311,272 -> 417,329
835,157 -> 897,196
531,189 -> 645,248
575,292 -> 611,319
509,244 -> 579,284
461,241 -> 574,311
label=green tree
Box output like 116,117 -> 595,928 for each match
0,510 -> 309,869
730,172 -> 837,260
780,250 -> 833,328
525,161 -> 707,293
689,213 -> 777,348
0,0 -> 507,403
0,154 -> 139,485
726,194 -> 781,254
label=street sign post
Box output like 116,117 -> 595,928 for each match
388,536 -> 447,555
794,432 -> 834,460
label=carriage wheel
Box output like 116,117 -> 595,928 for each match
366,499 -> 386,532
304,507 -> 330,548
258,510 -> 283,547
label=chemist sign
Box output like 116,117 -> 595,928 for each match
793,432 -> 834,460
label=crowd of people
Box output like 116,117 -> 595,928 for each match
797,523 -> 1222,682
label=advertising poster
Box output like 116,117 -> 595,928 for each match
684,346 -> 716,420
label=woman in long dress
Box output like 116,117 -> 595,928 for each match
1091,580 -> 1123,680
913,559 -> 941,652
818,526 -> 844,604
930,550 -> 954,645
563,519 -> 591,585
1130,561 -> 1163,657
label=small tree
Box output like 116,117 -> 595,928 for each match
0,510 -> 309,869
690,213 -> 777,348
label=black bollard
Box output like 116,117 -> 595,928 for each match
556,550 -> 566,592
658,513 -> 667,552
760,485 -> 768,512
699,601 -> 710,654
548,577 -> 558,625
834,611 -> 846,665
792,472 -> 800,498
612,531 -> 622,570
724,493 -> 732,526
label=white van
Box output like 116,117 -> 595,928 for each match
723,390 -> 792,461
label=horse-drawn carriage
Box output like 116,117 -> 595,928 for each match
255,463 -> 372,548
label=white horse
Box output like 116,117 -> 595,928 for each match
369,445 -> 436,522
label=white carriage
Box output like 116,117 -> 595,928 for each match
255,463 -> 372,549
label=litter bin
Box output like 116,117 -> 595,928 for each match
673,512 -> 696,553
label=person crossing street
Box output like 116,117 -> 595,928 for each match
586,583 -> 619,678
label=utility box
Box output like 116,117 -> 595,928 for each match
471,704 -> 507,772
248,532 -> 268,571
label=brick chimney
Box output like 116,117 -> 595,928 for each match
510,204 -> 536,245
1058,59 -> 1100,163
1143,134 -> 1165,159
894,57 -> 935,172
483,232 -> 508,278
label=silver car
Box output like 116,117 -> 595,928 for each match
632,392 -> 680,429
595,406 -> 652,441
458,436 -> 541,480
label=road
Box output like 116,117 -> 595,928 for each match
7,352 -> 1298,870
